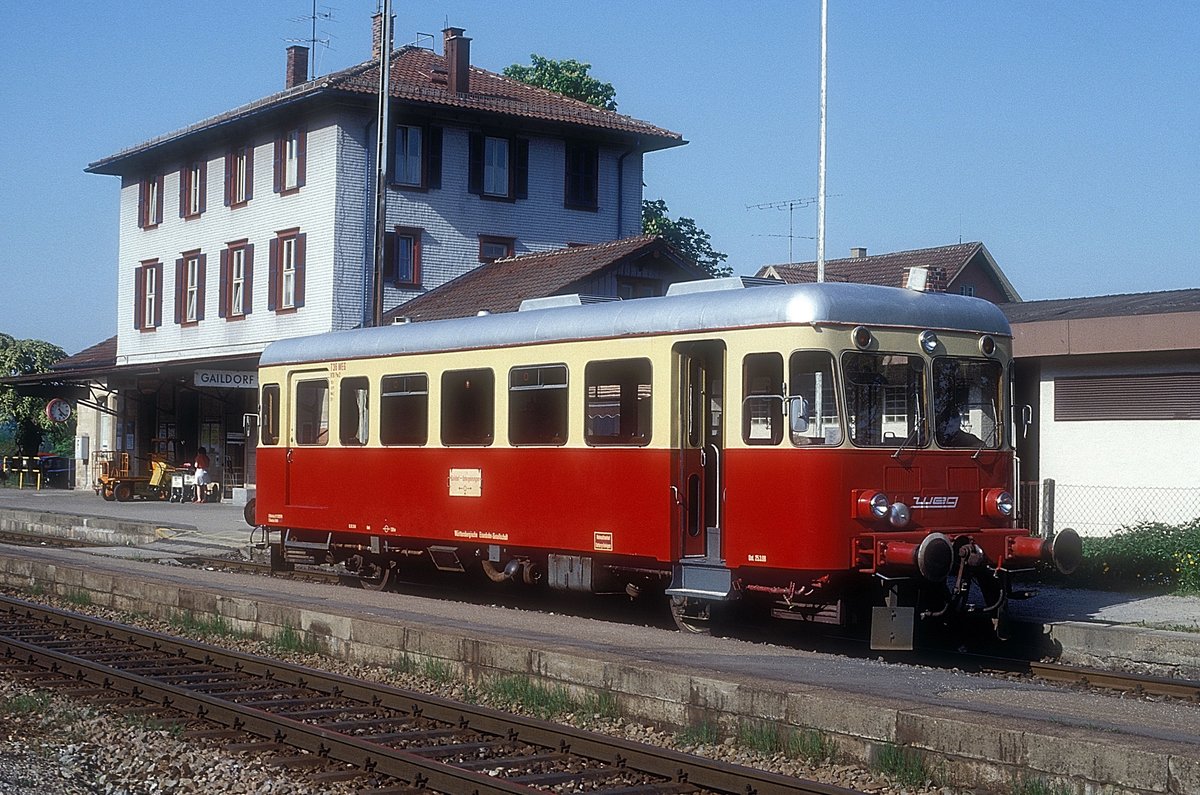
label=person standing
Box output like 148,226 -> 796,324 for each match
193,446 -> 210,504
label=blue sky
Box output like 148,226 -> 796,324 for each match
2,2 -> 1197,354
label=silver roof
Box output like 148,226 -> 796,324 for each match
260,281 -> 1013,367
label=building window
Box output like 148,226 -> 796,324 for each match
385,226 -> 422,287
380,373 -> 428,445
138,175 -> 163,228
585,358 -> 652,446
442,369 -> 494,446
269,229 -> 305,312
134,260 -> 163,330
175,250 -> 205,325
468,132 -> 527,200
959,284 -> 976,297
616,276 -> 662,299
564,141 -> 598,209
478,235 -> 514,264
509,364 -> 569,446
225,145 -> 253,206
180,161 -> 206,218
274,128 -> 305,193
220,241 -> 254,319
395,125 -> 422,186
339,377 -> 370,446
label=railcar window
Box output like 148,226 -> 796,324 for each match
339,377 -> 369,446
841,353 -> 926,448
380,373 -> 428,445
294,379 -> 330,446
260,384 -> 280,445
790,351 -> 842,446
742,353 -> 784,445
442,368 -> 494,446
933,358 -> 1003,449
509,364 -> 568,445
585,359 -> 652,446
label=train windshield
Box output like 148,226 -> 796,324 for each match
841,352 -> 927,448
933,358 -> 1004,449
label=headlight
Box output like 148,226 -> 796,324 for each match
856,490 -> 890,520
852,326 -> 873,350
983,488 -> 1014,518
918,330 -> 939,353
889,502 -> 912,528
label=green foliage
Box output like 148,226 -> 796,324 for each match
642,198 -> 732,278
0,334 -> 69,455
1,692 -> 52,715
875,743 -> 932,789
1012,776 -> 1072,795
170,611 -> 244,640
1072,517 -> 1200,594
736,722 -> 834,761
271,624 -> 323,655
63,588 -> 93,607
419,658 -> 455,684
503,54 -> 618,110
676,720 -> 720,746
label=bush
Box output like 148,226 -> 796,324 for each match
1072,517 -> 1200,594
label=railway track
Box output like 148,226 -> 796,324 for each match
0,594 -> 856,795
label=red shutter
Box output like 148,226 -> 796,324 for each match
174,258 -> 184,324
153,263 -> 163,327
178,166 -> 187,218
383,231 -> 396,283
154,175 -> 164,224
294,233 -> 306,308
244,243 -> 255,315
245,147 -> 254,201
219,249 -> 229,318
268,238 -> 279,311
273,137 -> 283,194
223,151 -> 233,206
514,138 -> 529,199
133,266 -> 145,329
196,254 -> 207,321
138,180 -> 147,228
427,126 -> 442,189
296,128 -> 307,189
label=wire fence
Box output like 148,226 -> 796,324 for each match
1024,480 -> 1200,538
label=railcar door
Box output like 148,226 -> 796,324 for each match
285,368 -> 331,508
673,341 -> 725,561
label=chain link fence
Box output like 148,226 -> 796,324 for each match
1022,479 -> 1200,538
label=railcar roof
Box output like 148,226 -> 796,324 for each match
260,281 -> 1012,367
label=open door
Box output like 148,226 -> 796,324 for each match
673,340 -> 725,562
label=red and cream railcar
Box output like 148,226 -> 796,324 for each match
253,279 -> 1079,648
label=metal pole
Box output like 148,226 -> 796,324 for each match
371,1 -> 392,327
816,0 -> 827,280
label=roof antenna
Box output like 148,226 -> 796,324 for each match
287,0 -> 336,79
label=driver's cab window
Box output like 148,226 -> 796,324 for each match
789,351 -> 842,445
933,358 -> 1003,449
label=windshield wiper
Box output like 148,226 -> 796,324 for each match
893,416 -> 924,459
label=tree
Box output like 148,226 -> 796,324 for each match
642,199 -> 732,278
503,54 -> 618,111
0,334 -> 68,456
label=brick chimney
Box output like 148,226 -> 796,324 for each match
443,27 -> 471,94
372,12 -> 394,60
850,247 -> 867,258
285,45 -> 309,89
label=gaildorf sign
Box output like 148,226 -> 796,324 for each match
194,369 -> 258,389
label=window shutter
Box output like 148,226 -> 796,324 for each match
138,181 -> 147,228
244,147 -> 254,201
294,233 -> 306,308
468,132 -> 483,195
178,167 -> 187,218
218,249 -> 229,318
387,124 -> 397,185
383,231 -> 396,283
268,238 -> 278,311
153,263 -> 163,327
427,126 -> 442,189
244,244 -> 254,315
296,129 -> 306,189
273,137 -> 283,194
198,161 -> 207,214
223,151 -> 233,206
174,258 -> 184,324
154,175 -> 164,223
196,253 -> 207,321
133,267 -> 145,329
514,138 -> 529,199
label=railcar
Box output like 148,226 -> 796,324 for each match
252,278 -> 1080,649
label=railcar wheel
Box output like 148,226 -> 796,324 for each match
242,498 -> 256,527
354,555 -> 397,592
669,596 -> 714,635
114,482 -> 133,502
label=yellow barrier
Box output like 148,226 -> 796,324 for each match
2,456 -> 45,490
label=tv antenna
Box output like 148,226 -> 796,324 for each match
287,1 -> 337,79
746,196 -> 834,263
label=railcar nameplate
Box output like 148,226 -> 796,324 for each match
449,468 -> 483,497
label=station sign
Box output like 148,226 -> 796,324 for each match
194,369 -> 258,390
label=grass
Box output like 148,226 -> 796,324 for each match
1011,776 -> 1072,795
0,692 -> 52,715
62,588 -> 92,607
1060,516 -> 1200,595
169,611 -> 244,640
482,675 -> 618,720
875,743 -> 933,789
270,624 -> 323,655
676,721 -> 720,747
